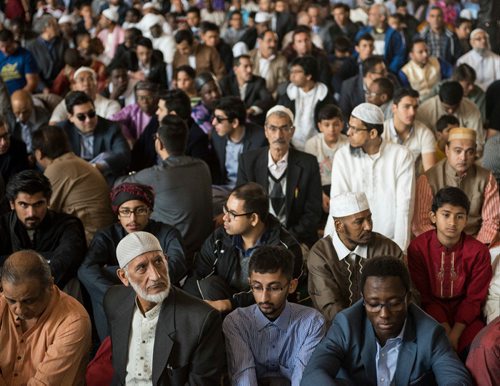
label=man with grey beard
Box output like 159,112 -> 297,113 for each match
104,231 -> 225,385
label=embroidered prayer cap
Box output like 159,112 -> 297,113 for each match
351,103 -> 384,125
266,105 -> 294,124
110,183 -> 155,213
116,231 -> 163,268
102,8 -> 119,23
255,12 -> 272,24
330,192 -> 370,218
58,15 -> 75,25
73,66 -> 97,81
448,127 -> 476,142
143,2 -> 161,11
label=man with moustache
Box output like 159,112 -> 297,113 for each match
104,231 -> 225,385
78,182 -> 185,341
308,192 -> 403,322
0,170 -> 87,289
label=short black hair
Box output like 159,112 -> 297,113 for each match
452,63 -> 476,83
64,48 -> 85,68
393,87 -> 419,105
6,170 -> 52,202
157,115 -> 188,155
175,29 -> 194,45
332,3 -> 350,12
317,104 -> 343,123
357,32 -> 375,44
233,54 -> 251,67
31,125 -> 71,159
439,81 -> 464,105
362,56 -> 384,76
409,37 -> 427,52
290,55 -> 319,82
248,246 -> 295,280
0,28 -> 14,42
136,36 -> 153,50
292,25 -> 312,40
435,114 -> 460,132
65,91 -> 94,114
158,89 -> 191,120
360,256 -> 410,295
372,77 -> 395,100
431,186 -> 470,214
200,20 -> 220,34
456,17 -> 472,28
230,182 -> 269,224
214,96 -> 246,125
186,6 -> 200,17
175,65 -> 196,80
334,36 -> 352,53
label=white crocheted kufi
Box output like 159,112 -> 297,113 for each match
266,105 -> 294,124
330,192 -> 370,218
351,103 -> 384,125
116,231 -> 162,268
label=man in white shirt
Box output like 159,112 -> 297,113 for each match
325,103 -> 415,251
382,88 -> 437,173
457,28 -> 500,91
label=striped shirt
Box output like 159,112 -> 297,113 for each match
222,302 -> 326,386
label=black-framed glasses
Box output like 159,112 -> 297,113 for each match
118,206 -> 150,217
363,293 -> 407,313
222,204 -> 253,220
347,124 -> 370,133
265,124 -> 293,133
213,115 -> 231,124
75,110 -> 97,122
250,283 -> 289,294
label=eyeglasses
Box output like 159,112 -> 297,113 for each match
118,206 -> 150,217
266,125 -> 293,133
222,204 -> 252,220
250,283 -> 288,294
213,115 -> 231,123
365,90 -> 382,97
347,124 -> 370,133
75,110 -> 97,122
363,294 -> 407,313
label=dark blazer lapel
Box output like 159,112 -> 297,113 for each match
255,148 -> 270,189
113,290 -> 136,381
229,74 -> 240,97
394,314 -> 417,386
152,289 -> 176,385
361,317 -> 378,384
285,150 -> 301,218
93,119 -> 104,155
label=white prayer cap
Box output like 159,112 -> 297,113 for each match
255,12 -> 272,24
102,8 -> 119,23
138,13 -> 164,30
73,66 -> 96,81
266,105 -> 294,124
330,192 -> 370,218
59,14 -> 75,25
470,28 -> 487,40
351,103 -> 384,125
459,9 -> 473,20
116,231 -> 163,268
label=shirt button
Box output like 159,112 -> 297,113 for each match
381,378 -> 385,382
17,356 -> 21,360
140,357 -> 144,360
14,373 -> 18,377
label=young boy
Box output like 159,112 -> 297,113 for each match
408,187 -> 492,357
435,114 -> 459,161
304,104 -> 348,214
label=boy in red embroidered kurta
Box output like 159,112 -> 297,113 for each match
408,186 -> 492,355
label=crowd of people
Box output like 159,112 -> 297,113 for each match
0,0 -> 499,385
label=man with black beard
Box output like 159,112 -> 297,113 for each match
104,232 -> 225,385
307,192 -> 403,322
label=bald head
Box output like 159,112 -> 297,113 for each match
1,250 -> 52,289
11,90 -> 34,124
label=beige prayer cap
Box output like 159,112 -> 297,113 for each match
116,231 -> 163,268
448,127 -> 476,142
266,105 -> 294,124
73,66 -> 97,81
351,103 -> 384,125
330,192 -> 370,218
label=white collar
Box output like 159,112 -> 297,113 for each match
331,229 -> 368,261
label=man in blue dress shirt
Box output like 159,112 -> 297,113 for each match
223,245 -> 326,386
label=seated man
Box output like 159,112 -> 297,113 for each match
413,128 -> 500,245
223,246 -> 326,385
110,80 -> 159,148
0,170 -> 86,289
301,256 -> 472,385
211,96 -> 267,187
185,182 -> 303,313
219,55 -> 274,125
0,117 -> 30,184
408,187 -> 492,356
59,91 -> 131,182
115,115 -> 213,261
0,250 -> 91,385
78,182 -> 185,341
308,192 -> 403,322
125,37 -> 167,88
105,231 -> 225,384
101,66 -> 136,108
50,66 -> 121,124
32,125 -> 115,243
237,106 -> 322,247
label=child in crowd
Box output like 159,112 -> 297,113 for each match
435,114 -> 459,161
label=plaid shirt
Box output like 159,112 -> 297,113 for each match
428,31 -> 448,59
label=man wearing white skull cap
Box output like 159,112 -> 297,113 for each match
324,102 -> 415,251
104,231 -> 225,385
308,191 -> 403,321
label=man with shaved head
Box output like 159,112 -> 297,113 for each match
0,250 -> 91,385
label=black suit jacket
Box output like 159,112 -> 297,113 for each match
219,74 -> 274,114
236,147 -> 322,246
59,117 -> 131,178
104,286 -> 225,386
339,74 -> 365,120
211,121 -> 267,185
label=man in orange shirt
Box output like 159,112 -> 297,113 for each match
0,250 -> 91,386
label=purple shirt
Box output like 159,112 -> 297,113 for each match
110,104 -> 152,140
